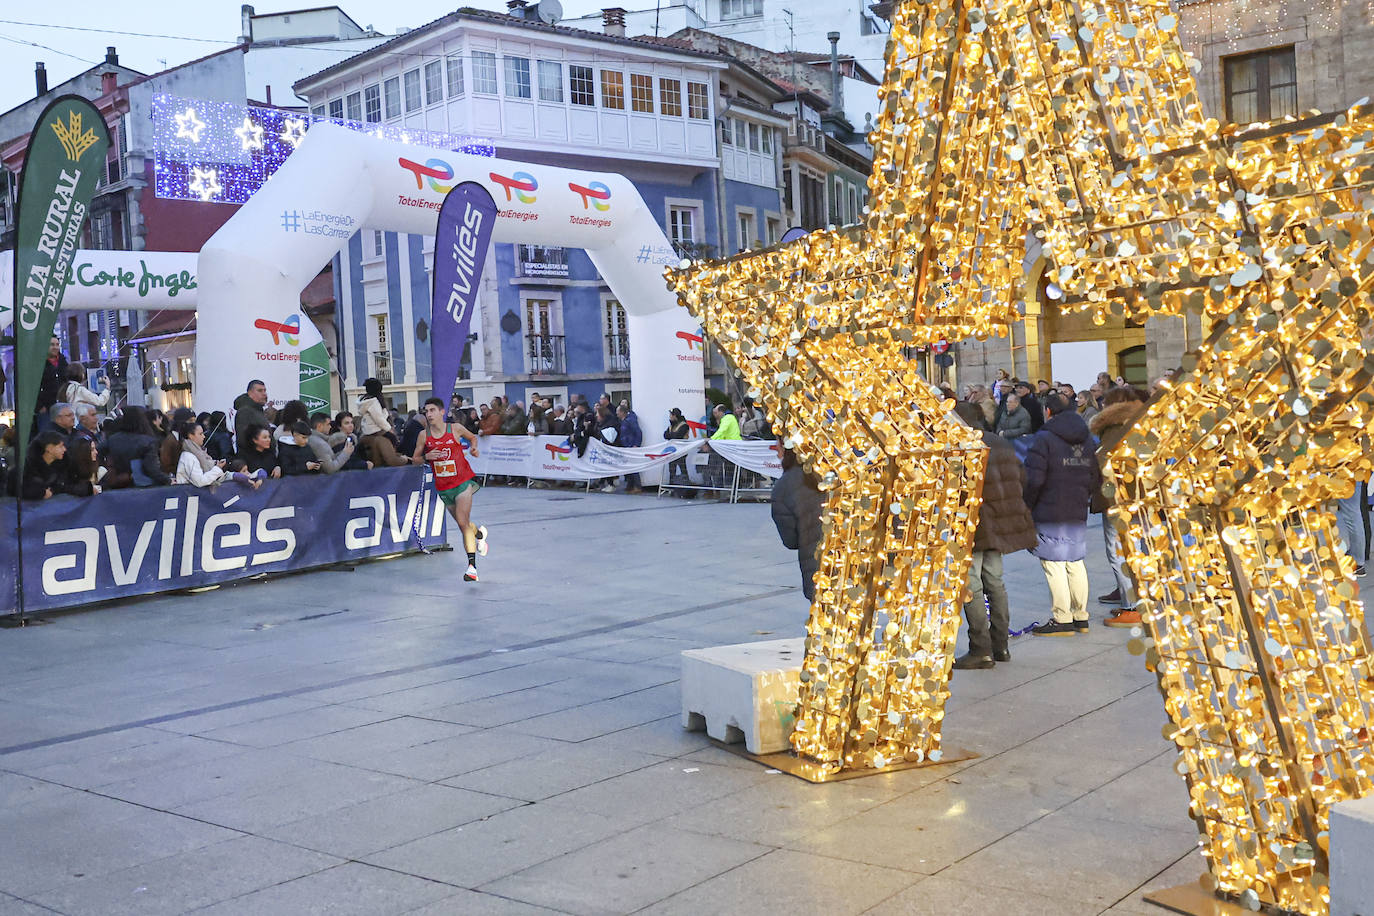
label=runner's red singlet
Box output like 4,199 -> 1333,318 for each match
424,425 -> 474,490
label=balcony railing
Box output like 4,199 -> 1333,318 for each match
606,334 -> 630,372
527,334 -> 566,375
516,244 -> 569,279
373,352 -> 393,384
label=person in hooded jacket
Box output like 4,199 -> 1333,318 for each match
1024,393 -> 1102,637
952,402 -> 1038,668
770,447 -> 825,602
1089,386 -> 1149,627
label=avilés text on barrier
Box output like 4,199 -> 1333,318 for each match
431,181 -> 498,402
12,96 -> 110,457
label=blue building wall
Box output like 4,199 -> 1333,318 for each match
724,179 -> 784,253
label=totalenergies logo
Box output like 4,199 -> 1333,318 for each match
645,445 -> 679,459
676,330 -> 704,352
545,442 -> 573,462
685,420 -> 709,438
255,314 -> 300,346
569,180 -> 611,211
490,171 -> 538,204
399,157 -> 458,194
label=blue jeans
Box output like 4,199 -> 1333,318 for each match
1336,491 -> 1366,563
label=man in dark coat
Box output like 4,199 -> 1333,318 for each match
34,335 -> 69,437
952,403 -> 1038,668
233,379 -> 269,453
1090,388 -> 1149,627
1024,393 -> 1102,637
616,404 -> 644,493
770,447 -> 824,601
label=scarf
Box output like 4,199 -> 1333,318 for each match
182,437 -> 215,472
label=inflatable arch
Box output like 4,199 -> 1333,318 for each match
197,123 -> 705,442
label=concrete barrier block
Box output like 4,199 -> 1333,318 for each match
681,638 -> 803,755
1331,793 -> 1374,916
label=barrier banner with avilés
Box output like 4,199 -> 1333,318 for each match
11,96 -> 110,459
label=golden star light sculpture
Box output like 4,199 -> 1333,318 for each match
670,0 -> 1374,912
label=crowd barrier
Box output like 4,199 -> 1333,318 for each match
462,435 -> 783,503
0,466 -> 447,615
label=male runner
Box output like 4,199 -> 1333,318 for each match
414,397 -> 488,581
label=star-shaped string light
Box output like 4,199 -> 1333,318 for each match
174,107 -> 206,143
233,116 -> 264,152
188,166 -> 222,202
279,117 -> 308,149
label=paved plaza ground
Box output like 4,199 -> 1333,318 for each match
0,486 -> 1283,915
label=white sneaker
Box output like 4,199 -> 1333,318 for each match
464,564 -> 479,582
476,525 -> 489,557
600,484 -> 615,493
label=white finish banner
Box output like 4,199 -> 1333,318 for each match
465,435 -> 706,482
0,249 -> 198,334
708,440 -> 785,479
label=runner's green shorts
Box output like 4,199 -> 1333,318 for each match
438,479 -> 480,506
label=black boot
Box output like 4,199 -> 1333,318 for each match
953,653 -> 995,670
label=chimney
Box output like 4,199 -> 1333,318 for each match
34,61 -> 47,96
602,7 -> 627,37
101,71 -> 118,95
105,46 -> 119,66
827,32 -> 844,114
241,4 -> 255,44
507,0 -> 529,15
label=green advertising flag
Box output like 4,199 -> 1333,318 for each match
12,96 -> 110,466
299,341 -> 332,415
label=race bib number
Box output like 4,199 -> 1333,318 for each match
435,459 -> 458,478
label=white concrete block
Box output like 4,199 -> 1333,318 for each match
1331,794 -> 1374,916
680,638 -> 803,755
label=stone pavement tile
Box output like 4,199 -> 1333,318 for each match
1021,691 -> 1172,768
363,802 -> 627,888
537,759 -> 773,828
861,874 -> 1102,916
262,783 -> 524,858
279,715 -> 475,766
640,848 -> 918,916
0,893 -> 60,915
0,726 -> 178,774
480,823 -> 771,915
0,771 -> 82,813
344,662 -> 581,715
172,764 -> 419,833
347,728 -> 563,782
187,701 -> 392,748
935,810 -> 1198,911
302,657 -> 521,705
142,696 -> 325,736
1005,668 -> 1157,719
404,889 -> 567,915
957,742 -> 1140,809
1060,755 -> 1194,832
97,748 -> 342,810
442,742 -> 664,801
28,835 -> 340,916
663,776 -> 900,847
28,733 -> 246,791
938,694 -> 1084,757
786,777 -> 1062,875
423,683 -> 600,728
502,683 -> 682,742
0,802 -> 240,898
574,714 -> 715,759
193,862 -> 455,915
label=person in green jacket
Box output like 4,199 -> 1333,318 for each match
710,404 -> 741,440
705,404 -> 742,488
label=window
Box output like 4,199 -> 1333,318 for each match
734,120 -> 746,146
687,82 -> 710,119
504,56 -> 532,99
720,0 -> 763,18
1224,46 -> 1297,123
570,65 -> 595,106
659,77 -> 682,116
721,118 -> 732,145
328,98 -> 344,120
343,92 -> 360,121
374,315 -> 391,383
372,230 -> 384,256
447,55 -> 464,97
669,206 -> 696,245
601,70 -> 625,110
630,73 -> 654,112
766,217 -> 782,245
604,298 -> 629,372
383,77 -> 401,118
424,60 -> 444,104
364,85 -> 381,122
525,298 -> 564,374
538,60 -> 563,102
748,122 -> 760,151
472,51 -> 498,95
311,104 -> 326,118
737,211 -> 755,252
761,126 -> 772,154
403,69 -> 422,111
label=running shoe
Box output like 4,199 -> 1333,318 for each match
476,525 -> 489,557
464,564 -> 479,582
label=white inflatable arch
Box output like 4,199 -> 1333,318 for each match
197,123 -> 705,443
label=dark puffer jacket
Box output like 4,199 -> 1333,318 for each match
1089,400 -> 1147,513
1024,410 -> 1101,562
771,465 -> 825,601
973,431 -> 1038,555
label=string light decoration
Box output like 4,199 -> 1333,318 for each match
151,93 -> 495,205
671,0 -> 1374,911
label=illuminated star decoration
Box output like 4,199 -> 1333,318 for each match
279,117 -> 308,149
233,116 -> 264,152
188,167 -> 222,202
174,107 -> 206,143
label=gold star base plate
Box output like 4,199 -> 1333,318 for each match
1144,884 -> 1266,916
709,739 -> 977,783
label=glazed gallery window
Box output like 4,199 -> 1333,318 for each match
630,73 -> 654,112
601,70 -> 625,110
403,69 -> 421,111
472,51 -> 499,95
424,60 -> 444,105
687,82 -> 710,119
329,98 -> 344,120
570,65 -> 596,106
447,56 -> 464,97
345,91 -> 362,121
538,60 -> 563,102
383,77 -> 401,118
720,0 -> 763,18
1223,46 -> 1296,123
364,84 -> 381,122
659,78 -> 682,116
504,56 -> 532,99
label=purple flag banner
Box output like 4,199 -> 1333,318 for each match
431,180 -> 498,403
